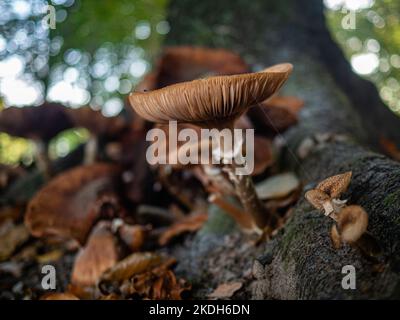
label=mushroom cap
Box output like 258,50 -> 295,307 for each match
337,205 -> 368,243
136,46 -> 250,91
0,103 -> 73,141
129,63 -> 293,129
317,171 -> 352,199
305,189 -> 330,211
66,107 -> 126,137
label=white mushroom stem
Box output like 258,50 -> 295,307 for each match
323,198 -> 347,221
203,165 -> 235,195
223,163 -> 269,230
211,133 -> 271,230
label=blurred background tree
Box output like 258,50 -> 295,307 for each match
325,0 -> 400,115
0,0 -> 399,165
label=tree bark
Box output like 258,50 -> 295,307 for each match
165,0 -> 400,299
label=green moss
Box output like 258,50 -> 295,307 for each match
384,189 -> 400,207
199,202 -> 237,236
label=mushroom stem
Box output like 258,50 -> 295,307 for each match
202,165 -> 235,195
208,193 -> 255,231
34,140 -> 51,178
223,163 -> 269,230
83,135 -> 98,165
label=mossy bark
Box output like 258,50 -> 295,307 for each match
165,0 -> 400,298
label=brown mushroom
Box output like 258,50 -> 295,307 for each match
305,173 -> 381,256
130,63 -> 292,130
336,205 -> 368,244
316,171 -> 352,199
136,46 -> 250,91
332,205 -> 381,256
130,63 -> 293,232
305,171 -> 352,219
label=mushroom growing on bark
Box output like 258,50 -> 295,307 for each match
305,172 -> 381,256
305,171 -> 352,220
130,63 -> 293,232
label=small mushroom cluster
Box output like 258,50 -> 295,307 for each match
305,172 -> 380,256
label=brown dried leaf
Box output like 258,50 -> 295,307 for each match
263,95 -> 304,115
25,163 -> 121,244
36,249 -> 63,264
40,292 -> 79,300
255,172 -> 300,200
117,223 -> 148,252
252,101 -> 298,133
380,136 -> 400,161
0,220 -> 30,261
100,252 -> 162,283
119,258 -> 191,300
208,281 -> 243,299
71,221 -> 118,287
158,213 -> 208,246
252,136 -> 274,176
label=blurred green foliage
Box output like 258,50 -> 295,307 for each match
325,0 -> 400,115
1,0 -> 399,166
0,0 -> 169,165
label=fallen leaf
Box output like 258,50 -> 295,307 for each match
36,249 -> 64,264
40,292 -> 79,300
263,95 -> 304,115
119,258 -> 191,300
380,136 -> 400,161
71,221 -> 118,287
252,136 -> 274,176
255,172 -> 300,200
0,220 -> 30,261
158,213 -> 208,246
100,252 -> 162,284
117,223 -> 148,252
208,281 -> 243,299
25,163 -> 121,244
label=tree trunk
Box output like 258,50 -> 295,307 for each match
165,0 -> 400,299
